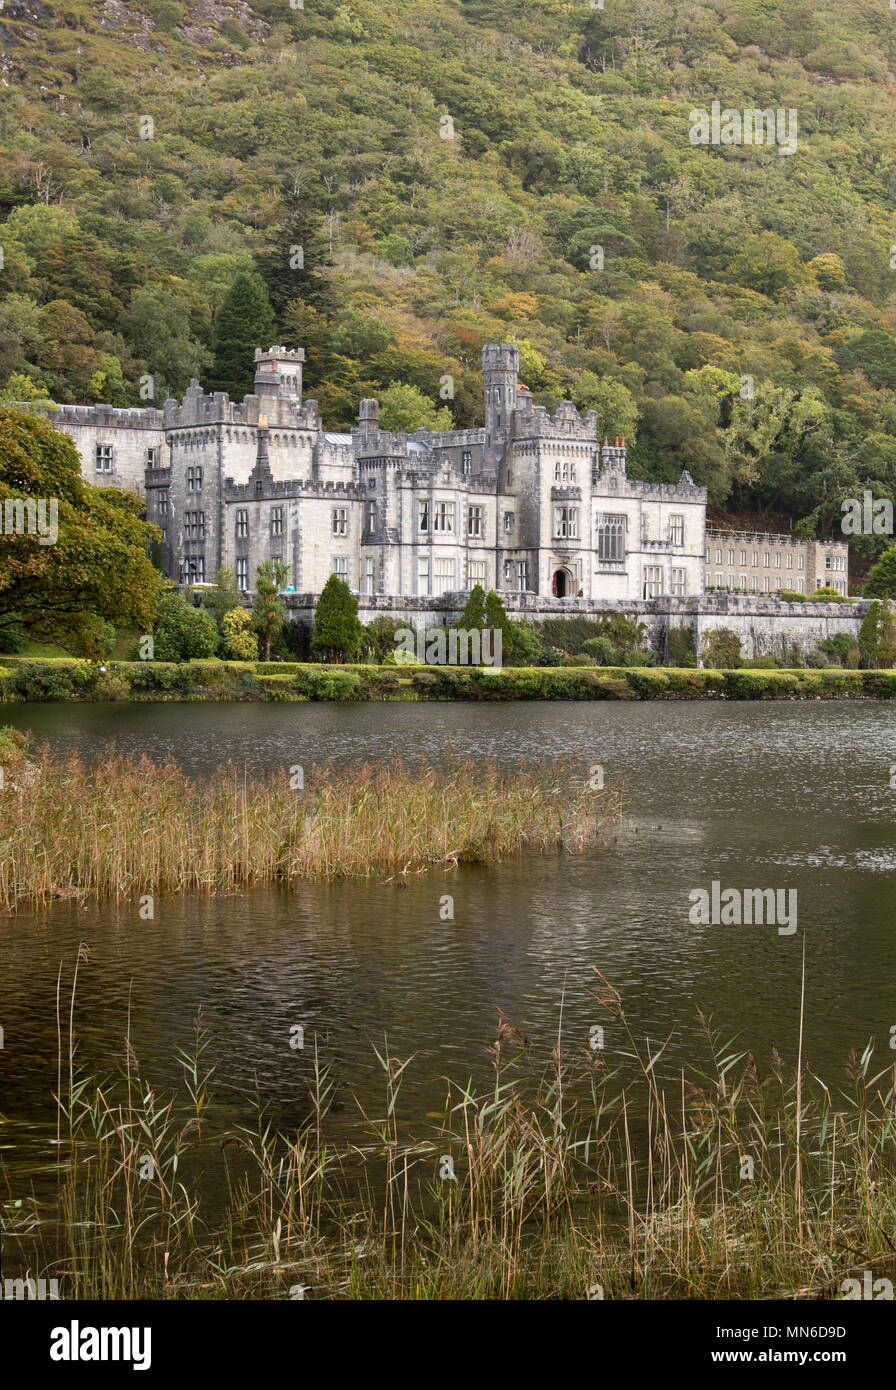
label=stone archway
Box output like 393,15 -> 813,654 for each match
552,568 -> 569,598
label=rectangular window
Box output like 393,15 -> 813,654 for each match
671,567 -> 686,596
763,575 -> 770,592
365,500 -> 377,533
235,509 -> 249,539
796,577 -> 804,592
798,554 -> 804,569
332,556 -> 348,579
739,574 -> 747,590
705,547 -> 710,563
235,557 -> 249,591
418,555 -> 430,595
433,501 -> 454,533
95,443 -> 114,472
739,549 -> 746,566
751,550 -> 758,567
158,493 -> 168,515
332,507 -> 347,536
727,549 -> 735,565
467,505 -> 483,538
419,501 -> 429,532
555,506 -> 578,539
643,565 -> 663,599
716,572 -> 723,587
715,549 -> 722,564
147,446 -> 159,467
271,506 -> 284,537
596,514 -> 625,562
669,514 -> 684,546
364,556 -> 374,596
186,466 -> 203,492
184,510 -> 206,539
764,552 -> 770,567
751,575 -> 759,591
469,560 -> 486,584
181,555 -> 205,583
503,511 -> 515,534
786,552 -> 793,569
434,557 -> 455,592
775,552 -> 781,568
516,561 -> 528,592
461,450 -> 472,476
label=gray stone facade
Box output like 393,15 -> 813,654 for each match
54,342 -> 709,604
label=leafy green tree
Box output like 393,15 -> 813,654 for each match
221,605 -> 259,660
572,372 -> 639,442
0,409 -> 162,653
378,382 -> 454,432
311,573 -> 363,662
152,591 -> 218,661
210,272 -> 276,398
862,545 -> 896,599
859,599 -> 896,667
120,285 -> 211,399
252,559 -> 288,660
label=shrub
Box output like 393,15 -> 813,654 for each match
11,660 -> 92,700
153,592 -> 218,662
221,606 -> 259,661
859,599 -> 896,668
360,616 -> 415,664
625,669 -> 670,696
667,624 -> 696,667
809,586 -> 849,603
701,628 -> 742,669
92,668 -> 130,701
535,616 -> 606,655
310,670 -> 362,701
582,636 -> 617,665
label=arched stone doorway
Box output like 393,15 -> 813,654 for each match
552,568 -> 570,597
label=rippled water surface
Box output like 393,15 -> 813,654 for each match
2,699 -> 895,1163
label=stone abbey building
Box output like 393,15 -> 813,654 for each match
51,341 -> 847,604
53,342 -> 710,603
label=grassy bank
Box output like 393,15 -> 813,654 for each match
3,972 -> 894,1300
2,656 -> 896,701
0,732 -> 623,907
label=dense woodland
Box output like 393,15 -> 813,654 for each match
2,0 -> 896,560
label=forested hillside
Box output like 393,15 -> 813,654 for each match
2,0 -> 896,554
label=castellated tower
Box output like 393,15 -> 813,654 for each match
252,346 -> 305,411
482,342 -> 519,454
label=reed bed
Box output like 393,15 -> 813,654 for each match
4,969 -> 896,1300
0,730 -> 625,907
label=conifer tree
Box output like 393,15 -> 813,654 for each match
863,545 -> 896,599
256,194 -> 335,319
311,574 -> 364,662
210,272 -> 276,398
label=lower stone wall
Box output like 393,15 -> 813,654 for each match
283,592 -> 870,663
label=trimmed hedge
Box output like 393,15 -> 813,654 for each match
1,657 -> 896,702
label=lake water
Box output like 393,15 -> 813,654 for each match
2,699 -> 895,1181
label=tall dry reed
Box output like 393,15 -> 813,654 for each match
0,732 -> 625,907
